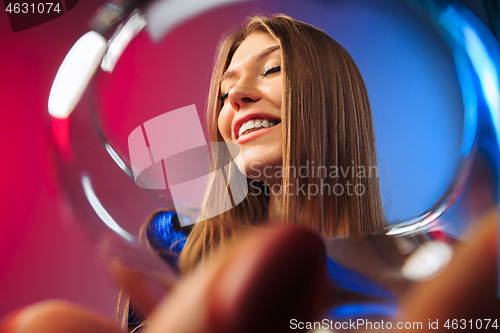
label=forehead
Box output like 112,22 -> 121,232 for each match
229,31 -> 280,68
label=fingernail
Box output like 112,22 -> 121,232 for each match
0,308 -> 24,333
208,227 -> 326,333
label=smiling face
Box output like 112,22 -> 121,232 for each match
218,32 -> 283,184
182,16 -> 385,273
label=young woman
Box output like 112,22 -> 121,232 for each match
3,14 -> 497,333
176,14 -> 385,274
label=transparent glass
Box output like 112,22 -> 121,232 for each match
49,0 -> 500,323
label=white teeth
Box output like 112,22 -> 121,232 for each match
238,123 -> 246,137
238,119 -> 279,138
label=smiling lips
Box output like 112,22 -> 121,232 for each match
238,119 -> 278,137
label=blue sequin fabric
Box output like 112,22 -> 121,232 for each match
146,210 -> 191,266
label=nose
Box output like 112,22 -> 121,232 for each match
228,82 -> 261,111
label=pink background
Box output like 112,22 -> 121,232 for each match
0,0 -> 120,318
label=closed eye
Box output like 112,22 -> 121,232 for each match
261,65 -> 281,77
219,65 -> 281,102
219,92 -> 229,103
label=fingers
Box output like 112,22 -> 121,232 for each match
148,225 -> 327,333
401,208 -> 499,332
99,231 -> 180,317
0,300 -> 122,333
107,258 -> 174,316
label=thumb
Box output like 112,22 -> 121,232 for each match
0,300 -> 122,333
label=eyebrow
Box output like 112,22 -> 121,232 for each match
220,45 -> 281,85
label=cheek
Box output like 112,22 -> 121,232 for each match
268,79 -> 283,110
217,107 -> 233,142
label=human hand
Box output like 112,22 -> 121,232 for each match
1,209 -> 498,333
0,226 -> 327,333
399,208 -> 499,332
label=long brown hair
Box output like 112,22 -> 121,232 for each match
178,14 -> 384,274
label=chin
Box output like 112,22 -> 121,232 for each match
236,157 -> 282,185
